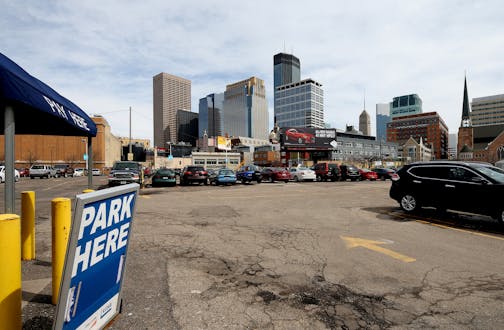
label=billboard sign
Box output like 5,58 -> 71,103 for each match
217,136 -> 231,150
53,184 -> 139,330
281,127 -> 337,149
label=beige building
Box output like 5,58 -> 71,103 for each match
471,94 -> 504,127
0,116 -> 122,170
118,137 -> 151,149
223,77 -> 268,140
401,136 -> 432,163
153,73 -> 191,147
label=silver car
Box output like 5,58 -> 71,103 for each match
29,164 -> 57,179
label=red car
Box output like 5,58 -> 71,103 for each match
17,167 -> 30,177
260,167 -> 290,183
359,168 -> 378,181
285,128 -> 315,144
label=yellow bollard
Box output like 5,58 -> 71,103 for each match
82,189 -> 94,193
51,198 -> 71,305
21,191 -> 36,260
0,214 -> 22,329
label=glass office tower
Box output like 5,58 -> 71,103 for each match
390,94 -> 422,118
274,78 -> 324,128
274,53 -> 301,121
376,103 -> 391,142
223,77 -> 268,140
198,93 -> 224,137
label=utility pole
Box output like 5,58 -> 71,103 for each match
128,106 -> 133,161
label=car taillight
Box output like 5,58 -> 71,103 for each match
184,171 -> 192,176
201,171 -> 207,175
391,173 -> 400,181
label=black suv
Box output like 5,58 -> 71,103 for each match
313,162 -> 340,181
180,166 -> 208,185
339,164 -> 360,181
54,164 -> 74,177
390,161 -> 504,224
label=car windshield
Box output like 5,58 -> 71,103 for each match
297,167 -> 309,171
473,165 -> 504,184
157,169 -> 173,175
219,169 -> 234,175
31,165 -> 44,169
54,165 -> 67,169
114,162 -> 139,170
328,164 -> 338,169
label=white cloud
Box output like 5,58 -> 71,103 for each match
2,0 -> 504,141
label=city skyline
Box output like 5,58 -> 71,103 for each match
2,1 -> 503,142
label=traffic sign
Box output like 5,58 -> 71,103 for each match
53,184 -> 139,329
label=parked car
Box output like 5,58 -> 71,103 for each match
73,168 -> 87,177
143,167 -> 153,177
359,168 -> 378,181
214,168 -> 237,186
108,161 -> 143,186
236,165 -> 262,184
180,166 -> 208,185
313,162 -> 340,181
0,166 -> 20,183
207,169 -> 217,184
18,167 -> 30,177
260,167 -> 290,183
289,166 -> 316,182
151,168 -> 176,187
29,164 -> 57,179
92,168 -> 102,176
373,167 -> 397,180
54,164 -> 74,177
339,164 -> 361,181
390,161 -> 504,224
284,128 -> 315,144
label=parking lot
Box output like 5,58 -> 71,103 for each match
4,176 -> 504,329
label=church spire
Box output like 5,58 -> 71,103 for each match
461,74 -> 471,127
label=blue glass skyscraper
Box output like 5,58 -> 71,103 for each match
274,53 -> 301,121
198,93 -> 224,138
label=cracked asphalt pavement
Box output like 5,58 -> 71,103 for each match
11,177 -> 504,329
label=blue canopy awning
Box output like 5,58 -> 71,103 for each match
0,52 -> 97,136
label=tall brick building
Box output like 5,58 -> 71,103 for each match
386,112 -> 449,159
0,116 -> 121,170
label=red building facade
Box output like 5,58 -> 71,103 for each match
386,112 -> 449,159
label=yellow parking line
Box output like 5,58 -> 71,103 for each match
140,195 -> 151,199
414,219 -> 504,241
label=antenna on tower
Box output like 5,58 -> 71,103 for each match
283,41 -> 286,53
363,89 -> 366,110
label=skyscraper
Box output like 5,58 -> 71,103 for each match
275,79 -> 324,128
274,53 -> 301,120
359,109 -> 371,136
376,103 -> 391,142
223,77 -> 268,140
198,93 -> 224,138
390,94 -> 422,118
176,109 -> 198,147
153,73 -> 191,148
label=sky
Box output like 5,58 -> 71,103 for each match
2,0 -> 504,142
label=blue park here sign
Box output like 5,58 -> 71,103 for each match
53,184 -> 139,330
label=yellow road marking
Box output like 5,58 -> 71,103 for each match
341,236 -> 416,263
140,195 -> 151,199
415,219 -> 504,241
387,210 -> 504,241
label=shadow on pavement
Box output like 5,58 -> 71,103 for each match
364,206 -> 504,236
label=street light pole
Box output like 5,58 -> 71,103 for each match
82,138 -> 88,170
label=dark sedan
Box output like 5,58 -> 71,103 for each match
260,167 -> 290,183
151,168 -> 177,187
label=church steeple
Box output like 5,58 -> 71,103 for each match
461,75 -> 471,128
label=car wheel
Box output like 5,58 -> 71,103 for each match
256,178 -> 261,184
316,175 -> 321,182
294,176 -> 299,182
400,194 -> 419,213
30,176 -> 34,179
269,176 -> 274,183
284,180 -> 289,183
204,180 -> 209,185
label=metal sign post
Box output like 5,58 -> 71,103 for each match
53,184 -> 139,330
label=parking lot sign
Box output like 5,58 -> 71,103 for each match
53,184 -> 139,330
